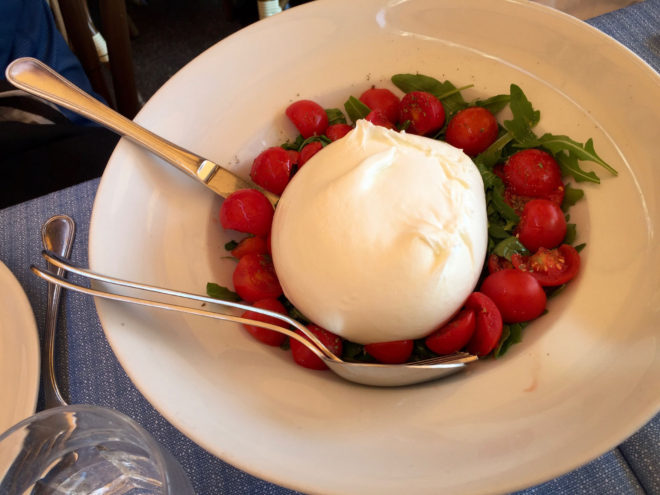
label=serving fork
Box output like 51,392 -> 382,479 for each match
31,251 -> 477,387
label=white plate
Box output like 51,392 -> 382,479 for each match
89,0 -> 660,493
0,261 -> 39,434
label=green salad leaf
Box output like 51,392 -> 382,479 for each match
344,96 -> 371,124
206,282 -> 241,302
326,107 -> 347,125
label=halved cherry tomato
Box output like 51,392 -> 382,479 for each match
325,123 -> 353,141
487,253 -> 514,274
250,146 -> 293,195
359,87 -> 401,124
232,253 -> 283,302
512,244 -> 580,287
480,269 -> 546,323
285,99 -> 328,138
425,309 -> 476,355
445,106 -> 499,157
516,198 -> 567,252
399,91 -> 445,136
364,339 -> 414,364
219,189 -> 274,237
241,298 -> 288,346
464,292 -> 503,357
364,109 -> 395,129
230,236 -> 268,258
298,141 -> 323,168
503,149 -> 564,205
290,324 -> 343,370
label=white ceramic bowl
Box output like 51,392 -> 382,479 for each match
89,0 -> 660,493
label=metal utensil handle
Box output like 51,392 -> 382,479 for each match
5,57 -> 212,182
30,265 -> 328,362
40,250 -> 341,362
41,215 -> 76,408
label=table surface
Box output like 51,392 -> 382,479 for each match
1,1 -> 659,494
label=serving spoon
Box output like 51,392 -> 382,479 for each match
31,251 -> 477,387
5,57 -> 278,206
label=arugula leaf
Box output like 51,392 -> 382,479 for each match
561,183 -> 585,210
564,223 -> 577,245
326,108 -> 347,125
344,96 -> 371,124
493,237 -> 529,260
472,94 -> 511,114
206,282 -> 241,302
535,134 -> 617,176
475,131 -> 513,168
224,240 -> 239,251
493,322 -> 527,358
502,84 -> 540,147
554,151 -> 600,183
281,134 -> 305,151
391,74 -> 471,115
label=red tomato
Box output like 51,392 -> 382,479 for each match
512,244 -> 580,287
399,91 -> 445,136
325,123 -> 353,141
480,269 -> 547,323
364,339 -> 414,364
298,141 -> 323,168
364,109 -> 395,129
285,100 -> 328,138
487,253 -> 514,274
445,107 -> 499,157
290,324 -> 343,370
359,87 -> 401,124
232,253 -> 283,302
241,298 -> 288,346
517,199 -> 567,252
425,309 -> 476,355
285,149 -> 299,166
219,189 -> 274,237
230,236 -> 268,258
503,149 -> 564,205
464,292 -> 503,357
250,147 -> 293,195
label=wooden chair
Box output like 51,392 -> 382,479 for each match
49,0 -> 140,119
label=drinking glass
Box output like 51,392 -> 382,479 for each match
0,404 -> 194,494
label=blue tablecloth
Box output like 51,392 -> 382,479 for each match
1,2 -> 658,494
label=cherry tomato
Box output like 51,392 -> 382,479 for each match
285,100 -> 328,138
290,324 -> 343,370
250,147 -> 293,195
425,309 -> 476,355
241,298 -> 288,346
512,244 -> 580,287
503,149 -> 564,205
325,123 -> 353,141
480,269 -> 547,323
399,91 -> 445,136
364,339 -> 414,364
517,198 -> 567,252
464,292 -> 503,357
364,109 -> 395,129
219,189 -> 274,237
232,253 -> 283,302
285,149 -> 299,166
487,253 -> 514,274
445,106 -> 499,157
359,87 -> 401,124
230,236 -> 268,258
298,141 -> 323,168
